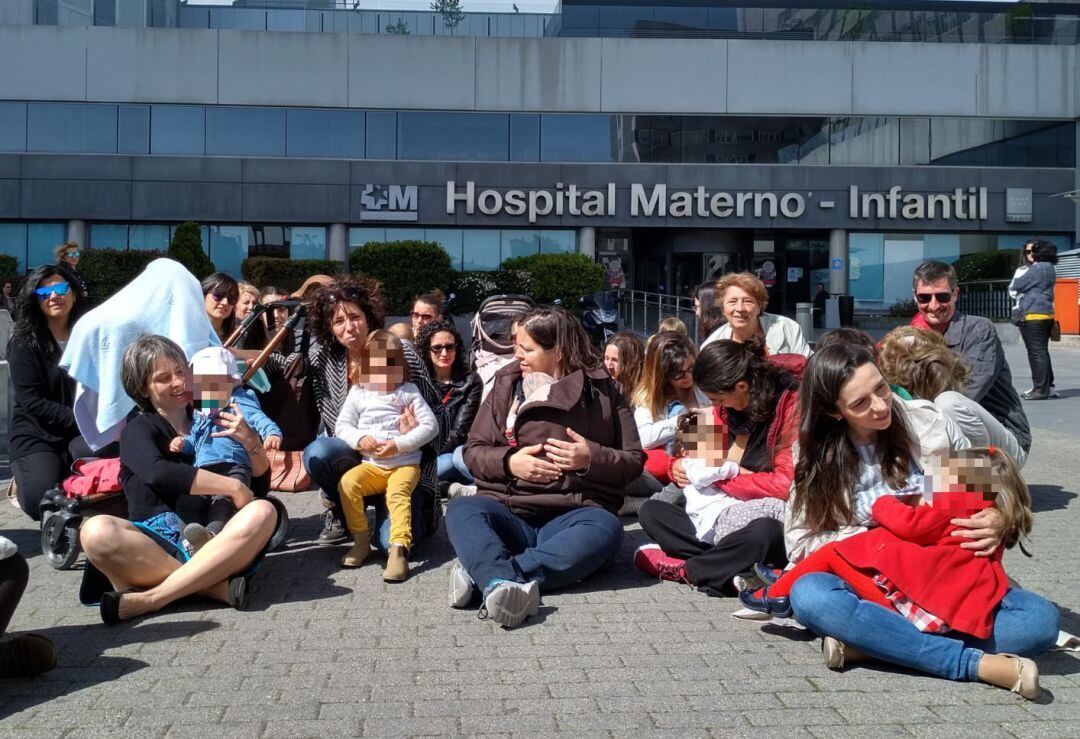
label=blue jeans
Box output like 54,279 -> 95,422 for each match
445,495 -> 623,593
789,573 -> 1060,681
436,446 -> 474,483
303,436 -> 428,553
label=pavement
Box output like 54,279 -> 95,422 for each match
1,342 -> 1080,737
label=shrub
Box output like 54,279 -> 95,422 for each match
0,254 -> 16,276
951,249 -> 1020,282
168,221 -> 215,280
449,269 -> 534,314
499,253 -> 604,313
79,248 -> 164,300
242,257 -> 344,292
888,298 -> 918,318
348,241 -> 455,315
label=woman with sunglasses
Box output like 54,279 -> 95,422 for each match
53,242 -> 89,299
202,273 -> 240,341
1009,241 -> 1059,401
415,319 -> 482,491
8,264 -> 88,519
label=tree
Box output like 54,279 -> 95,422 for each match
168,221 -> 215,280
385,18 -> 410,34
431,0 -> 464,36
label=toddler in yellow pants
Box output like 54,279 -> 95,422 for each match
335,331 -> 437,581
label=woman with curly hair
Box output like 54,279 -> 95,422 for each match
292,275 -> 442,551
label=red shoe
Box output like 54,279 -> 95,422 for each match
634,544 -> 690,584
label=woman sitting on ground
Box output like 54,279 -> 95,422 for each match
779,342 -> 1057,693
234,282 -> 270,351
635,337 -> 799,595
602,331 -> 645,401
415,319 -> 482,489
445,306 -> 645,628
8,264 -> 87,520
701,272 -> 810,356
78,335 -> 278,625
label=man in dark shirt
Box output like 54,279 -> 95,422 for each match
911,261 -> 1031,467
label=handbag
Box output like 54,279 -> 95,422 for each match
1051,320 -> 1062,342
268,450 -> 312,493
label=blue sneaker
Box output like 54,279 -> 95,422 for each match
738,586 -> 793,618
479,579 -> 540,629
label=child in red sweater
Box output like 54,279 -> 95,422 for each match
740,447 -> 1031,640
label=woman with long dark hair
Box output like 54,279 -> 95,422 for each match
1009,240 -> 1059,400
445,306 -> 645,628
8,264 -> 88,519
779,343 -> 1057,687
416,319 -> 482,488
634,337 -> 799,595
201,272 -> 239,341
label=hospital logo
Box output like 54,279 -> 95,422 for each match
359,185 -> 418,222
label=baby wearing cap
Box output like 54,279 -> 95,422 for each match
169,347 -> 282,552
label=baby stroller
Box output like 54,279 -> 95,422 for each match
38,300 -> 304,570
470,294 -> 534,400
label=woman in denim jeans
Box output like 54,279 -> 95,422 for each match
783,344 -> 1058,698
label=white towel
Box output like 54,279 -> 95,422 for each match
59,258 -> 220,449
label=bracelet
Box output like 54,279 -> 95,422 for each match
247,443 -> 265,456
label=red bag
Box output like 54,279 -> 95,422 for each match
268,450 -> 312,493
62,458 -> 123,498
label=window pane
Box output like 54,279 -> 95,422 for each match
247,225 -> 289,259
424,229 -> 463,271
848,233 -> 885,306
349,227 -> 386,247
209,226 -> 250,277
26,103 -> 117,154
286,109 -> 364,159
510,114 -> 540,162
462,230 -> 501,271
541,115 -> 613,162
366,111 -> 397,159
152,106 -> 205,155
397,112 -> 508,161
0,103 -> 26,153
129,224 -> 170,252
501,230 -> 539,259
830,117 -> 899,165
290,226 -> 326,260
385,228 -> 424,242
27,224 -> 67,270
89,224 -> 129,250
0,224 -> 28,274
539,230 -> 575,254
206,107 -> 286,157
118,105 -> 150,154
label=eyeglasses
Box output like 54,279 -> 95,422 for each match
64,250 -> 80,258
210,291 -> 237,305
411,312 -> 436,322
35,282 -> 70,299
1023,248 -> 1035,255
430,344 -> 457,355
672,364 -> 695,381
914,291 -> 953,305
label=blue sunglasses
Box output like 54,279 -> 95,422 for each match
35,282 -> 71,299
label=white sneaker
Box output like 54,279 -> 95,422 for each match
479,580 -> 540,629
448,560 -> 477,608
448,483 -> 478,499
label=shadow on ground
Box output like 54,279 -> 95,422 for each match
1029,484 -> 1077,514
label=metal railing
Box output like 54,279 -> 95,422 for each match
616,290 -> 699,339
957,279 -> 1012,322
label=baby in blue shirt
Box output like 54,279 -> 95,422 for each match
170,347 -> 282,551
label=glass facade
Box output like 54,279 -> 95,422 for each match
0,223 -> 68,273
0,102 -> 1072,168
348,227 -> 576,272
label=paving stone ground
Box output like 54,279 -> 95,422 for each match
2,343 -> 1080,737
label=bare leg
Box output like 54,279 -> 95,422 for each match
80,516 -> 183,591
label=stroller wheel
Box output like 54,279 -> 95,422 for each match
41,511 -> 82,570
266,495 -> 290,552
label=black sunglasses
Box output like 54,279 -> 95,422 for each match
914,291 -> 953,305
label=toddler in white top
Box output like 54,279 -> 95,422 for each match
335,330 -> 437,582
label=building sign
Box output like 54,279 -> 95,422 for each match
359,184 -> 418,222
445,181 -> 991,224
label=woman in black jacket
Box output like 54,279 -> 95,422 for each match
416,320 -> 482,487
8,264 -> 87,520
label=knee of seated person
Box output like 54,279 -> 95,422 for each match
788,573 -> 852,620
79,516 -> 124,557
1009,591 -> 1061,653
240,499 -> 278,534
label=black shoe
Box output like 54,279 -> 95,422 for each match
317,508 -> 348,546
738,586 -> 793,618
0,634 -> 58,677
228,575 -> 250,610
753,562 -> 782,586
99,589 -> 135,626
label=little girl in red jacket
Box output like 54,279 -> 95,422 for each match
739,447 -> 1032,640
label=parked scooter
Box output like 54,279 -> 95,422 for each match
579,291 -> 620,347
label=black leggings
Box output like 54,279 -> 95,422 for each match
11,438 -> 120,521
0,554 -> 30,636
638,499 -> 788,596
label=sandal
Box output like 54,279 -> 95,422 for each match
1001,653 -> 1040,701
99,589 -> 135,626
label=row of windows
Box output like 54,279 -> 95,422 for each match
0,222 -> 576,276
0,102 -> 1073,168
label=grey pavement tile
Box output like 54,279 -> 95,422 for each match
554,711 -> 657,731
458,713 -> 557,734
806,727 -> 913,739
262,719 -> 362,738
318,700 -> 414,720
928,703 -> 1038,723
1000,721 -> 1080,738
165,722 -> 262,739
906,724 -> 1019,739
358,716 -> 459,736
743,707 -> 847,727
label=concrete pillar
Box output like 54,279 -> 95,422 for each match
67,219 -> 86,248
828,228 -> 849,295
577,226 -> 596,259
327,223 -> 348,265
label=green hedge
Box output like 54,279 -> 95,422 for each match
79,248 -> 165,300
0,254 -> 17,276
168,221 -> 215,280
952,249 -> 1021,282
348,241 -> 455,315
449,269 -> 533,314
499,253 -> 604,313
241,257 -> 344,292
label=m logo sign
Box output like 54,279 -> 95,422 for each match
359,185 -> 419,222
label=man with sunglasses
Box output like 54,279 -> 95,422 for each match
910,260 -> 1030,468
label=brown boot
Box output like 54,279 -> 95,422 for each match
340,531 -> 371,568
383,543 -> 409,582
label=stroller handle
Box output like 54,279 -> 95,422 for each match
223,300 -> 307,384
